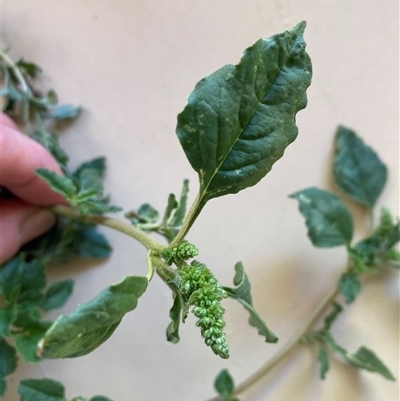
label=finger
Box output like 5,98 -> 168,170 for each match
0,199 -> 56,264
0,113 -> 66,205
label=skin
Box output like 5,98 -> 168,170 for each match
0,112 -> 66,264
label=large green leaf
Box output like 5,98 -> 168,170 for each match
334,126 -> 387,208
38,276 -> 148,358
224,262 -> 278,343
177,22 -> 312,228
0,338 -> 17,396
36,168 -> 77,203
18,378 -> 66,401
291,187 -> 353,247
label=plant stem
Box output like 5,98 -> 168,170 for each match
205,285 -> 339,401
0,50 -> 32,95
171,192 -> 201,245
50,205 -> 165,254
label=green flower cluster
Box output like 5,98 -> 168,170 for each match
162,241 -> 199,266
180,261 -> 229,359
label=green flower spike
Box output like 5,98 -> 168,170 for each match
162,240 -> 199,266
180,260 -> 229,359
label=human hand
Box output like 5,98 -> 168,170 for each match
0,112 -> 66,264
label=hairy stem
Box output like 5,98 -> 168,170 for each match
171,192 -> 201,245
50,205 -> 165,253
0,50 -> 32,95
206,285 -> 339,401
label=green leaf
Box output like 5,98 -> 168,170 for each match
290,187 -> 354,247
168,179 -> 189,227
323,301 -> 343,331
0,256 -> 23,302
215,369 -> 235,395
338,272 -> 361,304
15,321 -> 52,362
224,262 -> 278,343
89,397 -> 113,401
72,227 -> 112,258
75,157 -> 106,179
137,203 -> 160,224
345,346 -> 395,381
38,276 -> 148,358
0,306 -> 17,337
318,347 -> 330,379
0,338 -> 17,396
177,23 -> 312,228
16,58 -> 42,78
52,104 -> 81,120
166,290 -> 182,344
18,378 -> 66,401
42,279 -> 74,311
36,168 -> 77,203
334,126 -> 387,208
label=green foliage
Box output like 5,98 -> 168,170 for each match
291,187 -> 353,247
126,179 -> 189,242
304,303 -> 395,381
1,22 -> 398,401
338,272 -> 361,304
18,378 -> 113,401
0,338 -> 17,395
334,126 -> 387,208
214,369 -> 240,401
317,348 -> 330,379
224,262 -> 278,343
38,276 -> 148,358
177,22 -> 312,229
42,279 -> 74,311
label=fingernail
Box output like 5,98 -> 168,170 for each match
20,210 -> 56,245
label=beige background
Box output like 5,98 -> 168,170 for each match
3,1 -> 399,401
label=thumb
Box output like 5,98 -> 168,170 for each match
0,200 -> 56,265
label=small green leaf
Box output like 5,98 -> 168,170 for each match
89,397 -> 114,401
52,104 -> 81,120
166,291 -> 182,344
224,262 -> 278,343
16,58 -> 42,78
338,272 -> 361,304
215,369 -> 235,395
323,301 -> 343,331
177,23 -> 312,229
38,276 -> 148,358
46,89 -> 58,105
168,179 -> 189,227
15,321 -> 52,363
42,279 -> 74,311
334,126 -> 387,208
75,157 -> 106,179
36,168 -> 77,203
18,378 -> 66,401
318,347 -> 330,379
0,338 -> 17,396
137,204 -> 160,224
345,347 -> 395,381
290,187 -> 354,247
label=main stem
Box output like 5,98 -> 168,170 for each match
206,285 -> 339,401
